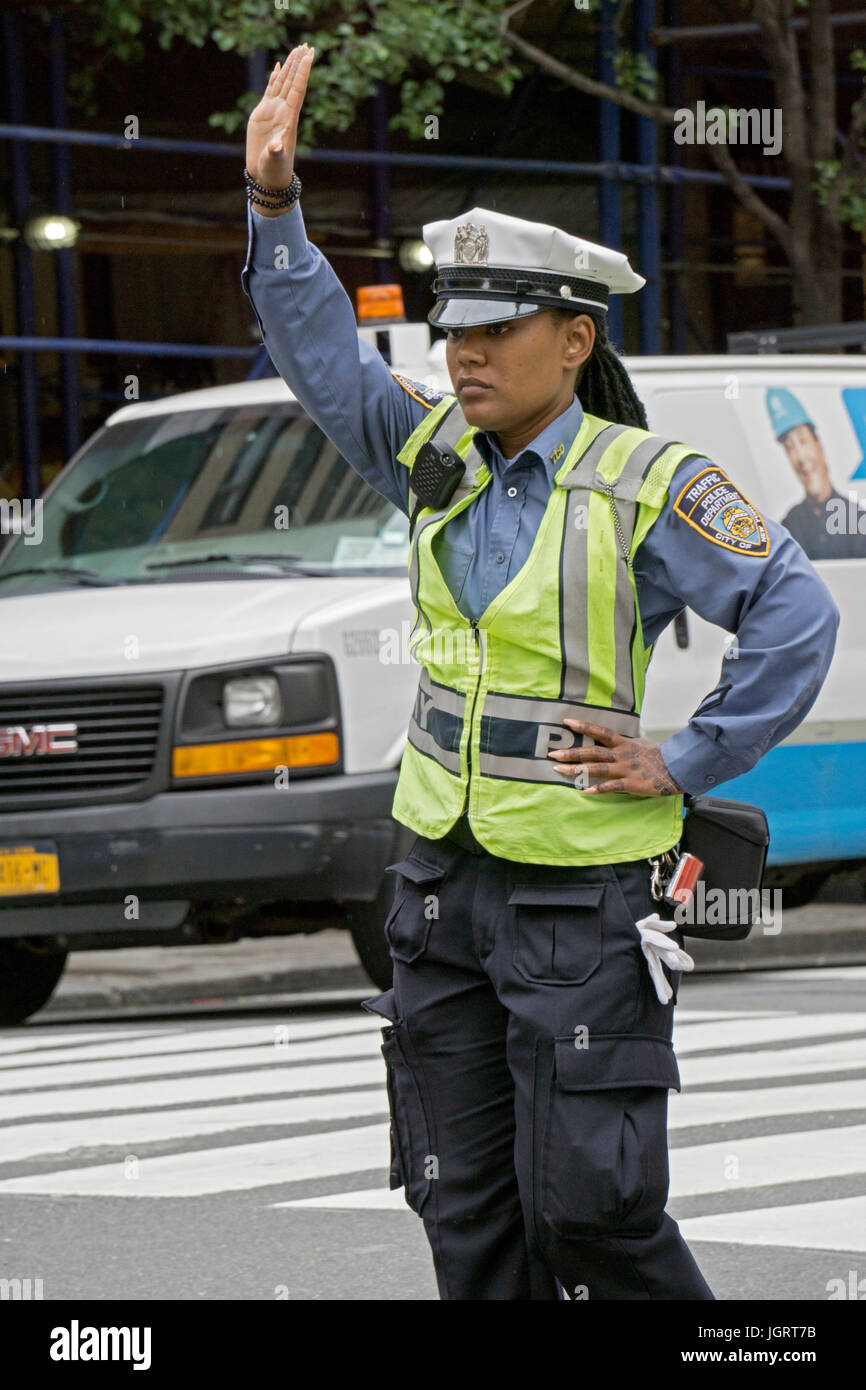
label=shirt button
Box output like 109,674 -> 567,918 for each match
495,552 -> 505,564
507,487 -> 518,498
705,774 -> 717,785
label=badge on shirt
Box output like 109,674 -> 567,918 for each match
391,372 -> 444,410
673,468 -> 770,556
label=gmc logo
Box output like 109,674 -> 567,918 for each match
0,724 -> 78,757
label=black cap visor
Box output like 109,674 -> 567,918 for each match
428,297 -> 546,328
427,267 -> 609,329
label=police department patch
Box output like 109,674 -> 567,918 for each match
673,468 -> 770,556
391,373 -> 445,410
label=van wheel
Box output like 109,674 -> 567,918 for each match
0,942 -> 68,1025
780,871 -> 829,910
345,877 -> 394,991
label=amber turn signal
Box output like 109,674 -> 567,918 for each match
172,732 -> 339,778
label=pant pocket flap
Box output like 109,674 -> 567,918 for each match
360,988 -> 400,1023
509,883 -> 605,907
553,1033 -> 681,1092
385,856 -> 447,886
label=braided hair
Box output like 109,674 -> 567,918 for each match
555,308 -> 648,430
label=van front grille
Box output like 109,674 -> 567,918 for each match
0,684 -> 164,797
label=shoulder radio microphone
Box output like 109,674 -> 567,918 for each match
408,441 -> 467,536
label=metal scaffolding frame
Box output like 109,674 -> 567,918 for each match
1,1 -> 796,497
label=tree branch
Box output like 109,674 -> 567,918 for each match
500,0 -> 679,123
500,0 -> 792,254
806,0 -> 835,163
701,140 -> 793,255
752,0 -> 809,171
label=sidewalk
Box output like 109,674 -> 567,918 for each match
44,930 -> 370,1017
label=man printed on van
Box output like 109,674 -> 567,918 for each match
766,388 -> 866,560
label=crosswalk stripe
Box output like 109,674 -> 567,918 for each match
0,1125 -> 390,1197
0,1017 -> 383,1072
0,1032 -> 384,1093
673,1013 -> 866,1054
0,1057 -> 386,1123
274,1188 -> 407,1211
0,1027 -> 169,1056
669,1124 -> 866,1196
678,1035 -> 866,1085
0,1090 -> 388,1164
669,1076 -> 866,1129
678,1195 -> 866,1253
673,1010 -> 789,1021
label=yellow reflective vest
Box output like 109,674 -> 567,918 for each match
391,396 -> 702,865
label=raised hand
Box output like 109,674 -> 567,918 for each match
246,44 -> 315,194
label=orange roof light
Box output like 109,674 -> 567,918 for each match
357,283 -> 406,323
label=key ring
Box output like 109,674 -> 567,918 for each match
649,849 -> 680,901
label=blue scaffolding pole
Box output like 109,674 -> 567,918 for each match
597,2 -> 623,348
636,0 -> 662,356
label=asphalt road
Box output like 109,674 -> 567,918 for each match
1,947 -> 865,1302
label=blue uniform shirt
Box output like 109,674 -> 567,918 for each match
241,201 -> 840,796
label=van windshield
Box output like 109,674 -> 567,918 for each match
0,403 -> 409,590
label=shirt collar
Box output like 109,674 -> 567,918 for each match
474,395 -> 584,484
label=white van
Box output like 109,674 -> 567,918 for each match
0,329 -> 863,1023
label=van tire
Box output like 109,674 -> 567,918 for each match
0,942 -> 68,1025
345,878 -> 394,991
780,871 -> 829,910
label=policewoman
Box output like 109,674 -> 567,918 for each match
243,48 -> 839,1300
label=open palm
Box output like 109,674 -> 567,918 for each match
246,45 -> 315,191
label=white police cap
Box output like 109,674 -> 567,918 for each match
422,206 -> 646,328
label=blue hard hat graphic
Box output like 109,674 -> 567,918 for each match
765,388 -> 814,440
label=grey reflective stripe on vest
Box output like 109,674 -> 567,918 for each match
406,668 -> 465,775
599,434 -> 671,502
560,424 -> 633,708
609,493 -> 639,709
559,426 -> 690,708
478,691 -> 639,784
559,422 -> 631,489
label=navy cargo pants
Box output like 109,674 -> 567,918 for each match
361,829 -> 714,1301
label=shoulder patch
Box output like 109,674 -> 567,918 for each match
391,372 -> 445,410
673,467 -> 770,557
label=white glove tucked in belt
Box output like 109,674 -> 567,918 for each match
634,913 -> 695,1005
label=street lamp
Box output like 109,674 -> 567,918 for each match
399,239 -> 434,273
24,214 -> 80,251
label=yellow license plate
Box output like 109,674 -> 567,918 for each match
0,843 -> 60,897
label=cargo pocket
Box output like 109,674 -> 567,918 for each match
533,1033 -> 680,1242
383,852 -> 447,964
510,883 -> 605,986
361,987 -> 434,1215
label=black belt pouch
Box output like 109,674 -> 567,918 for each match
676,794 -> 770,942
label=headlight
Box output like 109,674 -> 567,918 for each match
222,675 -> 283,728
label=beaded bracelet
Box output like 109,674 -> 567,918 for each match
244,168 -> 302,210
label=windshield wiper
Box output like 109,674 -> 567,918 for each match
0,565 -> 112,587
144,552 -> 307,572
